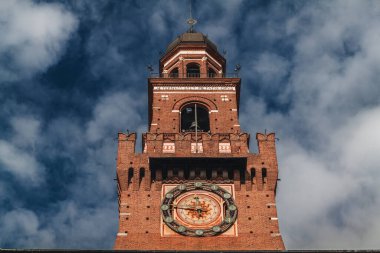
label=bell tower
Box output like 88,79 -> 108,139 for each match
114,26 -> 285,250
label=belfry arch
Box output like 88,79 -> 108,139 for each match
172,96 -> 217,111
180,103 -> 210,132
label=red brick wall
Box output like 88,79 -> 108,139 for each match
114,39 -> 284,250
114,133 -> 285,250
148,78 -> 241,134
114,188 -> 284,250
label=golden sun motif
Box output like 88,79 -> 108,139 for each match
175,192 -> 222,227
185,200 -> 212,219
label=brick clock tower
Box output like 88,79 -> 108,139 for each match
114,28 -> 285,250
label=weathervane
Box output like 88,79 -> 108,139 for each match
186,0 -> 197,32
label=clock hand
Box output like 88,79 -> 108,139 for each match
194,195 -> 203,211
194,195 -> 200,206
173,205 -> 200,211
173,204 -> 207,212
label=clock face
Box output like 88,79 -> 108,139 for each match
175,192 -> 222,227
161,182 -> 238,237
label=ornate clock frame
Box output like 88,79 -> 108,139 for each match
161,182 -> 238,237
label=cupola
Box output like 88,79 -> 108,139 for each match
159,30 -> 226,78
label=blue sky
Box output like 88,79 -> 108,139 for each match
1,0 -> 380,249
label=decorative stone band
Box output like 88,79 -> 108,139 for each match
191,143 -> 203,153
153,86 -> 235,91
271,233 -> 282,237
163,142 -> 175,153
117,232 -> 128,236
160,142 -> 234,154
219,143 -> 231,153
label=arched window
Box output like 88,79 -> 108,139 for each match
208,68 -> 216,77
169,67 -> 178,78
186,63 -> 200,78
181,103 -> 210,132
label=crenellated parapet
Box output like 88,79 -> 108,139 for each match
142,132 -> 250,156
117,132 -> 136,165
116,131 -> 279,193
255,133 -> 279,191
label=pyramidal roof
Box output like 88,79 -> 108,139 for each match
166,30 -> 218,53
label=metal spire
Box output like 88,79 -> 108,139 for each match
186,0 -> 197,32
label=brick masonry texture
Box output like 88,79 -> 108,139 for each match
114,33 -> 285,250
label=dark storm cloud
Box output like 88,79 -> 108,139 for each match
1,0 -> 380,250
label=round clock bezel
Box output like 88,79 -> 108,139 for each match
161,182 -> 238,237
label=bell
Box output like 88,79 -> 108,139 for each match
190,121 -> 199,130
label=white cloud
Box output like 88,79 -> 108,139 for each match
10,116 -> 40,149
0,209 -> 55,248
0,115 -> 44,185
336,107 -> 380,175
2,0 -> 380,250
50,201 -> 117,249
86,91 -> 145,143
0,140 -> 44,185
239,0 -> 380,249
0,0 -> 78,82
252,53 -> 290,84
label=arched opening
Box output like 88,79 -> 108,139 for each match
186,63 -> 200,78
172,167 -> 179,180
228,168 -> 233,180
262,168 -> 267,185
184,166 -> 190,180
208,68 -> 216,77
169,67 -> 178,78
250,168 -> 256,185
151,167 -> 156,182
162,168 -> 168,181
128,168 -> 134,190
206,167 -> 212,180
181,103 -> 210,132
139,168 -> 145,188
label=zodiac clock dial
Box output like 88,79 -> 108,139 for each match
175,192 -> 222,227
161,182 -> 238,237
